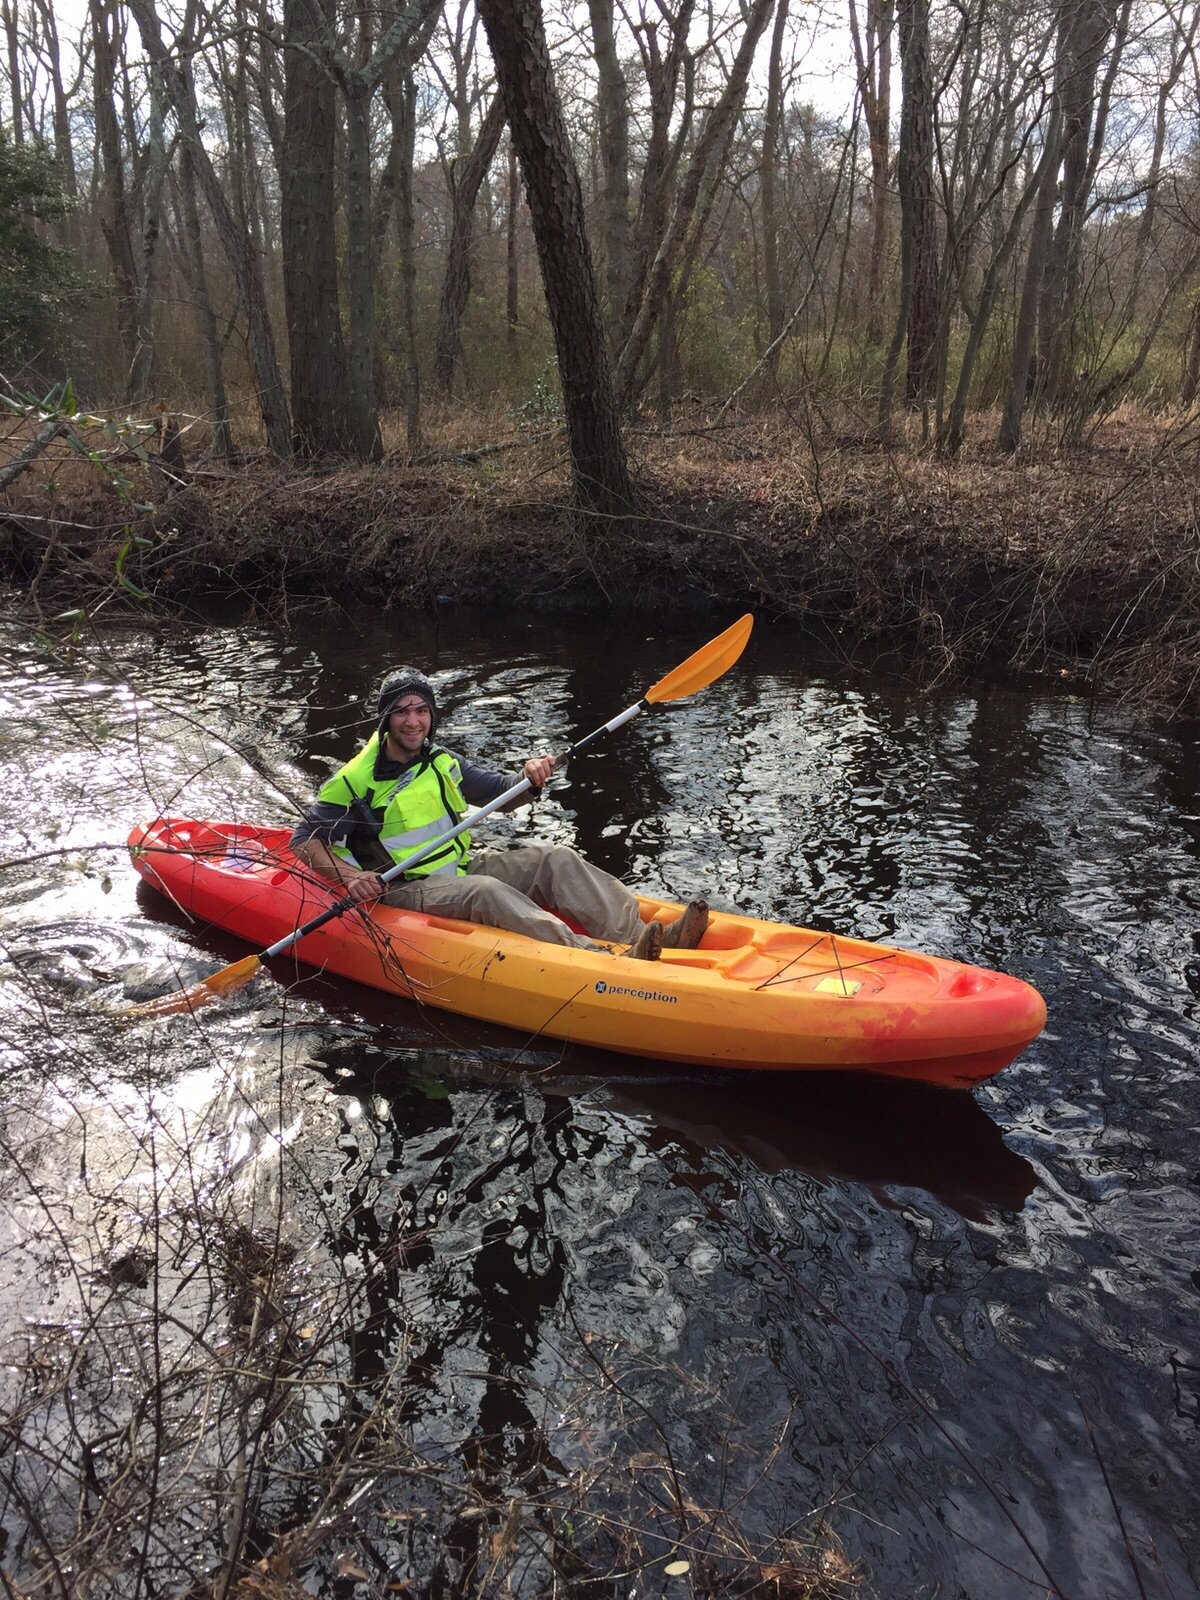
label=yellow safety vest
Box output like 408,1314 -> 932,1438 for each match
318,735 -> 471,878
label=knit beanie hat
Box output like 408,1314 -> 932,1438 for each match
376,667 -> 438,739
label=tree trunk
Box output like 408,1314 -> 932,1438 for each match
329,0 -> 441,458
1036,0 -> 1115,408
372,0 -> 443,281
90,0 -> 140,378
477,0 -> 637,523
129,64 -> 166,404
2,0 -> 22,142
280,0 -> 358,456
897,0 -> 938,409
31,0 -> 77,197
998,105 -> 1062,453
940,115 -> 1058,456
249,0 -> 286,171
586,0 -> 630,332
372,51 -> 410,262
433,90 -> 506,394
506,136 -> 520,365
877,235 -> 910,438
343,77 -> 385,459
220,0 -> 273,282
178,142 -> 235,460
849,0 -> 893,344
394,55 -> 422,455
760,0 -> 788,387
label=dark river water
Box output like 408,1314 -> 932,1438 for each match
0,604 -> 1196,1599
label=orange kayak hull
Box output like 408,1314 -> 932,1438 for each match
127,819 -> 1047,1088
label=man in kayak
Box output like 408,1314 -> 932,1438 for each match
291,667 -> 708,962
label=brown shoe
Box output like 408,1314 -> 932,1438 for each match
662,899 -> 709,950
626,920 -> 664,961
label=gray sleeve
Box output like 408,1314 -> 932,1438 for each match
455,755 -> 519,806
289,800 -> 357,850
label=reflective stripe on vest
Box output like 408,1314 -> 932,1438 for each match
317,735 -> 471,878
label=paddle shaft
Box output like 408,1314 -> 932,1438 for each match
262,698 -> 649,961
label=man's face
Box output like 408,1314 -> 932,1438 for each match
386,696 -> 432,757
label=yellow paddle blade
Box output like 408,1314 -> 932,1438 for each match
122,954 -> 263,1017
645,613 -> 754,704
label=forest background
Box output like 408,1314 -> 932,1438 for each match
1,0 -> 1199,711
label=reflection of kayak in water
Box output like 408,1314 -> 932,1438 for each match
583,1068 -> 1038,1220
128,818 -> 1047,1089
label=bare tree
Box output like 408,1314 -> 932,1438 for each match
125,0 -> 292,457
128,63 -> 168,405
90,0 -> 139,388
506,134 -> 521,364
997,0 -> 1116,453
848,0 -> 893,344
175,141 -> 235,459
324,0 -> 443,458
1,0 -> 1195,468
280,0 -> 357,457
759,0 -> 789,384
1073,3 -> 1200,424
621,0 -> 695,347
1,0 -> 22,142
476,0 -> 637,520
587,0 -> 630,331
614,0 -> 778,409
392,49 -> 424,452
1037,0 -> 1130,410
897,0 -> 939,412
433,90 -> 506,395
931,1 -> 1056,451
28,0 -> 79,199
939,88 -> 1058,455
998,104 -> 1063,453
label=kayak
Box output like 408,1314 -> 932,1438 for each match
127,818 -> 1047,1087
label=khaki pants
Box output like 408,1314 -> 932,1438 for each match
381,843 -> 646,949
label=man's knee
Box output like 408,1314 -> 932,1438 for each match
540,844 -> 579,869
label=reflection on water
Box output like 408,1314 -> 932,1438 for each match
319,1037 -> 1037,1222
0,608 -> 1197,1598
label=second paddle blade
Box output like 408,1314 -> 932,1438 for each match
122,954 -> 263,1017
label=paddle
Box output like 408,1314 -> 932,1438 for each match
128,613 -> 754,1017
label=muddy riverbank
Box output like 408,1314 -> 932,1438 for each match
3,406 -> 1198,713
